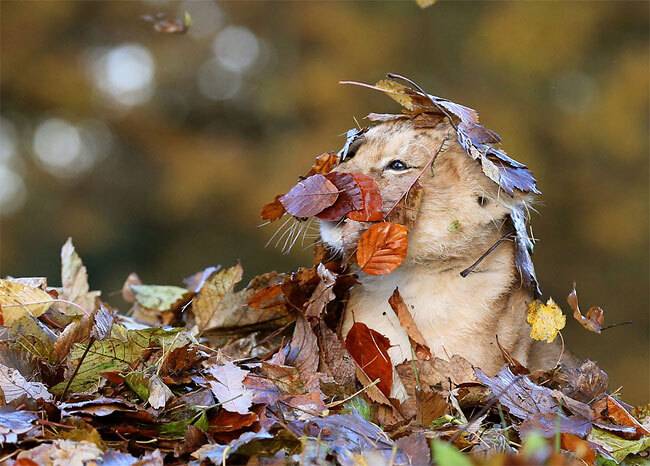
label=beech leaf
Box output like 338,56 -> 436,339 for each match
388,287 -> 432,360
0,280 -> 53,326
279,174 -> 339,218
345,322 -> 393,397
207,361 -> 253,415
346,173 -> 383,222
567,284 -> 605,334
316,172 -> 363,221
356,222 -> 408,275
260,195 -> 286,222
59,238 -> 100,315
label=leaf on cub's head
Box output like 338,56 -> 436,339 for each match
279,174 -> 340,218
346,173 -> 383,222
567,284 -> 605,334
356,223 -> 408,275
260,195 -> 285,222
345,322 -> 393,397
526,298 -> 566,343
316,173 -> 363,221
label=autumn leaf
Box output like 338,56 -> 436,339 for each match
260,195 -> 285,222
316,172 -> 363,221
0,408 -> 37,444
356,222 -> 408,275
279,174 -> 339,218
206,361 -> 253,415
130,284 -> 191,312
0,363 -> 53,404
148,375 -> 173,410
345,322 -> 393,397
192,263 -> 243,332
526,298 -> 566,343
142,11 -> 192,34
0,280 -> 53,326
58,238 -> 100,315
347,173 -> 383,222
388,287 -> 431,360
567,284 -> 605,334
307,151 -> 339,176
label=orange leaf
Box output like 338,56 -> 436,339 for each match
260,195 -> 285,222
356,223 -> 408,275
567,284 -> 605,334
560,433 -> 596,465
307,152 -> 339,176
345,322 -> 393,397
347,173 -> 383,222
388,287 -> 431,360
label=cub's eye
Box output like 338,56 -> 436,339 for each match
386,159 -> 409,171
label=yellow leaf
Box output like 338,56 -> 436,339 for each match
527,298 -> 566,343
416,0 -> 437,8
0,280 -> 53,326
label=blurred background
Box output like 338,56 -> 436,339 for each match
0,1 -> 648,403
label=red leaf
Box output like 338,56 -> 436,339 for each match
316,173 -> 362,221
345,322 -> 393,397
260,195 -> 285,222
356,223 -> 408,275
279,174 -> 339,218
347,174 -> 383,222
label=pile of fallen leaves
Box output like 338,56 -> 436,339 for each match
0,238 -> 648,466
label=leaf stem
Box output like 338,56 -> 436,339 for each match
60,336 -> 95,400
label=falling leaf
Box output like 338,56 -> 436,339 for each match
527,298 -> 566,343
0,363 -> 53,404
0,279 -> 53,326
260,195 -> 286,222
356,222 -> 408,275
0,407 -> 37,444
347,173 -> 384,222
316,172 -> 363,221
593,395 -> 650,440
192,263 -> 243,331
58,238 -> 100,315
388,288 -> 431,360
345,322 -> 393,397
279,174 -> 340,218
567,284 -> 605,334
307,151 -> 340,176
143,11 -> 192,34
148,375 -> 173,409
207,361 -> 253,415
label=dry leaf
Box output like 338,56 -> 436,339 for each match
307,152 -> 339,176
304,264 -> 337,320
148,375 -> 173,410
59,238 -> 100,315
279,174 -> 339,218
260,195 -> 285,222
388,287 -> 431,360
192,264 -> 243,331
142,11 -> 191,34
345,322 -> 393,397
316,172 -> 363,221
527,298 -> 566,343
0,363 -> 53,404
207,361 -> 253,415
356,222 -> 408,275
567,284 -> 605,334
0,280 -> 53,326
346,173 -> 383,222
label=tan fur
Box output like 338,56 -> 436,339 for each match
320,119 -> 556,374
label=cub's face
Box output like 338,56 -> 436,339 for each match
320,119 -> 527,264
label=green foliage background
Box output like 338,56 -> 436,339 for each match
0,1 -> 647,403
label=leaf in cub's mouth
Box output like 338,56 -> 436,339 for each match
279,174 -> 339,218
356,222 -> 408,275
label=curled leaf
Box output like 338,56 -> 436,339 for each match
526,298 -> 566,343
567,284 -> 605,334
279,174 -> 339,218
307,152 -> 339,176
388,288 -> 431,360
260,195 -> 285,222
356,223 -> 408,275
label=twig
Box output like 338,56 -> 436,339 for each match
326,378 -> 380,408
460,233 -> 514,278
60,336 -> 95,400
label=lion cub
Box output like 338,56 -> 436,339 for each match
320,119 -> 558,374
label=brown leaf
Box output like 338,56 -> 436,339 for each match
567,284 -> 605,334
318,324 -> 356,390
279,174 -> 339,218
496,335 -> 529,375
316,172 -> 363,221
388,287 -> 431,360
121,273 -> 142,303
304,264 -> 337,321
551,360 -> 608,403
260,195 -> 286,222
560,433 -> 596,465
416,389 -> 448,426
593,395 -> 650,440
345,322 -> 393,397
356,223 -> 408,275
206,361 -> 253,415
306,152 -> 339,176
346,173 -> 383,222
281,314 -> 319,374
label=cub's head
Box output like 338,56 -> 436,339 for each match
320,118 -> 534,265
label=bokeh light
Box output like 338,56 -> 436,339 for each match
212,26 -> 260,73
